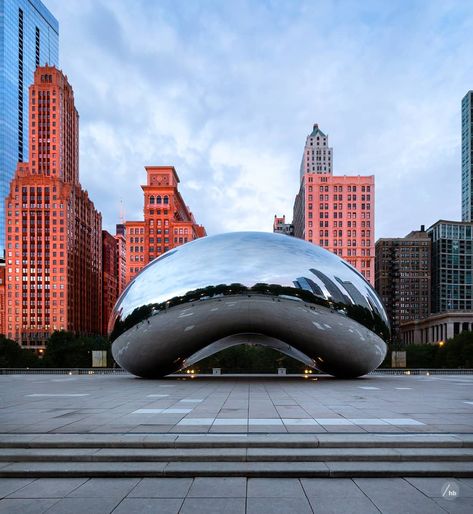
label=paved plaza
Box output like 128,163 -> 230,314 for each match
0,374 -> 472,513
0,373 -> 472,434
0,476 -> 472,514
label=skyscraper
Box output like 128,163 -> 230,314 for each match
4,66 -> 102,349
461,91 -> 473,222
0,0 -> 59,250
292,124 -> 375,283
375,227 -> 431,342
300,124 -> 333,177
124,166 -> 206,284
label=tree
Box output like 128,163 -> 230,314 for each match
0,335 -> 39,368
42,331 -> 111,368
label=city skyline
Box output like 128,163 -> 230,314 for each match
43,0 -> 472,240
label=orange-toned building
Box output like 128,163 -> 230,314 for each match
102,230 -> 118,336
0,262 -> 5,336
115,223 -> 127,296
125,166 -> 206,284
291,124 -> 375,283
4,66 -> 102,349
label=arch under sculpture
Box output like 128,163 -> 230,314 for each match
109,232 -> 390,378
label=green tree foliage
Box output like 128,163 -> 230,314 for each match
42,331 -> 111,368
191,344 -> 307,373
0,335 -> 39,367
381,331 -> 473,369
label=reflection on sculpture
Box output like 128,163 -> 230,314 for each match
109,232 -> 390,378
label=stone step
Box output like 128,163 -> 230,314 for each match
0,460 -> 472,478
0,447 -> 472,463
0,433 -> 471,449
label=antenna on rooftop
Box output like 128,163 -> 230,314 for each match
119,198 -> 125,224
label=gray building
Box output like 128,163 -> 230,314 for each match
462,91 -> 473,222
0,0 -> 59,249
428,220 -> 473,313
401,220 -> 473,345
375,227 -> 431,342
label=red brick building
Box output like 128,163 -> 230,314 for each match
102,230 -> 118,336
0,262 -> 5,337
290,124 -> 375,283
4,66 -> 102,349
125,166 -> 206,284
115,223 -> 127,296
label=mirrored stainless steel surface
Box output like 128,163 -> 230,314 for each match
109,232 -> 390,378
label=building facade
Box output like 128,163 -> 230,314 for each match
0,0 -> 59,250
402,312 -> 473,345
428,220 -> 473,313
102,230 -> 118,336
4,66 -> 102,348
291,124 -> 375,283
375,227 -> 431,342
299,123 -> 333,177
293,172 -> 375,283
115,223 -> 127,296
461,91 -> 473,222
125,166 -> 206,284
273,215 -> 294,235
399,220 -> 473,345
0,261 -> 5,336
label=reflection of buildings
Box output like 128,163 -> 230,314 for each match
123,166 -> 206,284
0,0 -> 59,250
273,215 -> 293,235
4,67 -> 102,348
375,227 -> 431,342
275,124 -> 375,284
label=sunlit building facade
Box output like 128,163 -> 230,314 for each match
4,66 -> 102,348
124,166 -> 206,284
292,124 -> 375,283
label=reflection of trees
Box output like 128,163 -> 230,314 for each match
110,282 -> 390,343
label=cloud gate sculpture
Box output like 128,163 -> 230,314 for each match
109,232 -> 390,378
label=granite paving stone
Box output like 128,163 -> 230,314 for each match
179,497 -> 245,514
0,478 -> 34,498
8,478 -> 87,498
128,478 -> 193,498
187,477 -> 246,497
246,497 -> 313,514
0,498 -> 58,513
43,497 -> 120,514
66,478 -> 140,499
247,478 -> 307,498
354,478 -> 449,514
111,498 -> 183,514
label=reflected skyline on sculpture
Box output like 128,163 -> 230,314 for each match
109,232 -> 390,378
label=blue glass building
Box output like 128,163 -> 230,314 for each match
462,91 -> 473,222
0,0 -> 58,250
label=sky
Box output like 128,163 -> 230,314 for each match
45,0 -> 473,238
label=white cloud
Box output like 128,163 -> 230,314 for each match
45,0 -> 473,238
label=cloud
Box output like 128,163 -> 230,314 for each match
45,0 -> 473,238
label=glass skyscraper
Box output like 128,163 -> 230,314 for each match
0,0 -> 58,249
461,90 -> 473,222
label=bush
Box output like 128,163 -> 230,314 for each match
42,331 -> 112,368
0,335 -> 40,367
